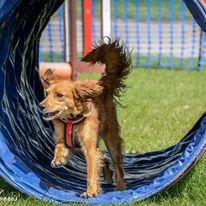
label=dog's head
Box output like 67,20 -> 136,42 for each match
40,69 -> 103,121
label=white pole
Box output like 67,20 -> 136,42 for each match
101,0 -> 111,39
64,0 -> 70,62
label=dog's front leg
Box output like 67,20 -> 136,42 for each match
51,119 -> 71,168
79,127 -> 102,197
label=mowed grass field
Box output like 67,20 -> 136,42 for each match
1,69 -> 206,205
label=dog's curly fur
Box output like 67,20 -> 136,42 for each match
40,39 -> 131,197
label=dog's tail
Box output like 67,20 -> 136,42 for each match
81,38 -> 132,99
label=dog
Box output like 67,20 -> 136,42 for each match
40,39 -> 131,197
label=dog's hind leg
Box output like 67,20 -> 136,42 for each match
103,117 -> 126,190
102,156 -> 113,184
51,119 -> 71,168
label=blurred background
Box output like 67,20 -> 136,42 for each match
39,0 -> 206,70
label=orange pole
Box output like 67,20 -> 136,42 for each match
82,0 -> 93,56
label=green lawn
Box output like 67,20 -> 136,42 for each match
1,69 -> 206,205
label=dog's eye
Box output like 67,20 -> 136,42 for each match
56,93 -> 64,98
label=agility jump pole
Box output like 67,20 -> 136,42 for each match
83,0 -> 111,51
101,0 -> 111,39
82,0 -> 93,56
73,0 -> 105,75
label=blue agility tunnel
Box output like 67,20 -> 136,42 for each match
0,0 -> 206,204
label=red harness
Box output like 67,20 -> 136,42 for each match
65,117 -> 85,153
64,101 -> 92,153
60,101 -> 102,153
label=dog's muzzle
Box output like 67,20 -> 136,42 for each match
42,110 -> 61,121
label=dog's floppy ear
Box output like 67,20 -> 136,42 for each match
73,80 -> 103,101
41,68 -> 59,88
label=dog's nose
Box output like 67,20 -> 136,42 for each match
39,103 -> 46,110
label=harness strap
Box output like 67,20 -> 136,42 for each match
65,121 -> 83,153
65,121 -> 73,148
62,101 -> 94,153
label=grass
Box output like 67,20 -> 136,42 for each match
40,52 -> 63,63
1,69 -> 206,205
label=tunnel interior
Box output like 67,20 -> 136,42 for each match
0,0 -> 205,204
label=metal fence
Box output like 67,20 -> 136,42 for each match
39,6 -> 65,62
39,0 -> 206,70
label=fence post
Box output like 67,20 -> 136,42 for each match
63,1 -> 70,63
68,0 -> 77,79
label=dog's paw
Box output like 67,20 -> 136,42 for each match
81,186 -> 102,198
80,191 -> 97,198
116,183 -> 126,191
51,145 -> 70,168
51,157 -> 67,168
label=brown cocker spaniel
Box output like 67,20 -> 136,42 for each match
40,39 -> 131,197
